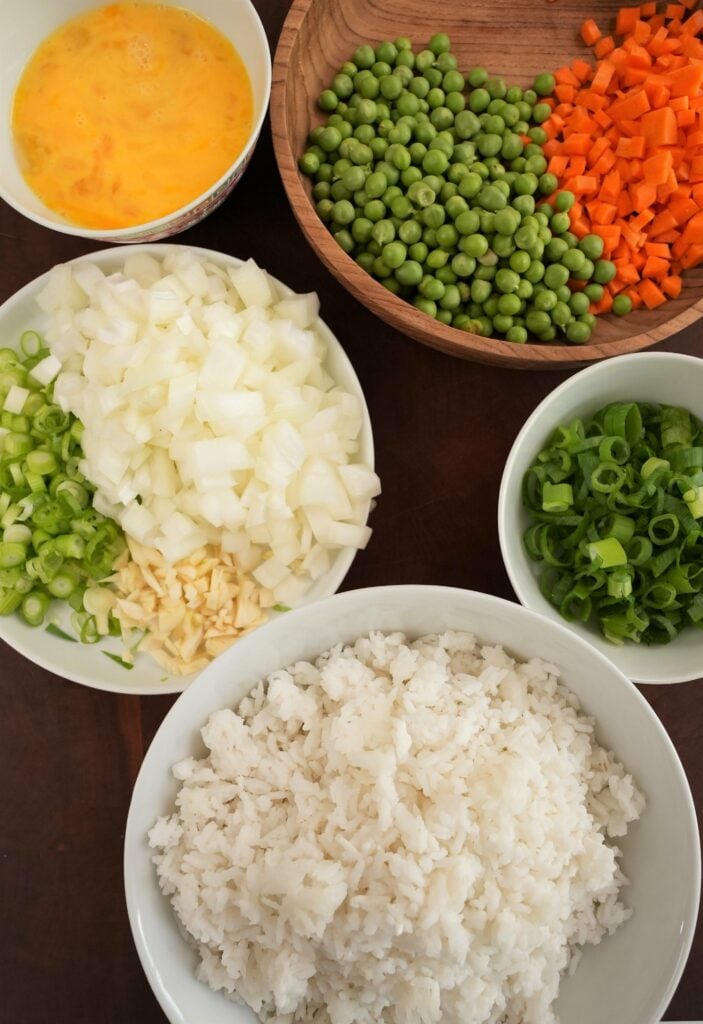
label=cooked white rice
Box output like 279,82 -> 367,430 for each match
149,630 -> 644,1024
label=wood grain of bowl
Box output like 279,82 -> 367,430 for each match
271,0 -> 703,368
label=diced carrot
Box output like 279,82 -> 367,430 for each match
554,65 -> 581,87
643,149 -> 674,185
555,83 -> 576,104
615,136 -> 646,158
592,149 -> 618,175
661,275 -> 682,297
643,254 -> 669,277
591,60 -> 616,93
639,279 -> 667,307
616,7 -> 641,35
644,242 -> 671,258
571,59 -> 593,83
581,18 -> 602,45
569,175 -> 599,194
599,170 -> 622,204
563,134 -> 592,155
609,88 -> 652,122
594,36 -> 616,59
680,9 -> 703,34
676,109 -> 696,128
640,107 -> 678,146
666,4 -> 685,17
680,244 -> 703,269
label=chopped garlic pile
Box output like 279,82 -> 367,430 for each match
110,539 -> 268,676
38,250 -> 380,609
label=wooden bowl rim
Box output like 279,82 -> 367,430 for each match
271,0 -> 703,368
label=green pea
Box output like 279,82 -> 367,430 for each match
451,252 -> 476,277
372,256 -> 393,278
299,151 -> 320,175
436,224 -> 459,249
350,217 -> 372,243
526,309 -> 552,334
580,234 -> 605,260
369,137 -> 388,160
409,242 -> 428,263
533,72 -> 555,96
545,237 -> 568,262
423,149 -> 449,175
528,126 -> 548,145
391,259 -> 421,287
534,289 -> 557,311
507,250 -> 530,274
341,166 -> 365,191
566,320 -> 591,344
446,195 -> 469,220
612,294 -> 632,316
525,260 -> 545,283
430,106 -> 454,130
569,292 -> 590,315
457,172 -> 483,199
479,211 -> 496,233
356,251 -> 375,272
356,98 -> 378,124
593,259 -> 616,284
375,160 -> 399,184
313,180 -> 331,200
475,184 -> 504,212
514,225 -> 537,250
514,173 -> 538,196
445,91 -> 465,115
562,248 -> 586,273
316,198 -> 334,222
453,211 -> 479,237
398,219 -> 421,245
487,76 -> 507,99
358,74 -> 380,98
496,293 -> 520,316
421,203 -> 445,228
492,313 -> 512,333
584,282 -> 603,302
409,76 -> 430,99
424,67 -> 443,88
469,88 -> 491,113
331,199 -> 354,225
435,265 -> 457,284
380,240 -> 406,268
421,275 -> 445,300
524,154 -> 548,177
532,103 -> 551,123
543,263 -> 569,289
318,126 -> 342,153
495,268 -> 521,293
501,133 -> 523,161
364,199 -> 386,221
571,258 -> 594,281
423,227 -> 438,247
467,66 -> 488,87
330,180 -> 351,201
436,50 -> 457,72
438,284 -> 461,310
476,133 -> 502,157
471,278 -> 492,303
539,173 -> 558,196
334,228 -> 354,253
414,296 -> 437,317
474,263 -> 496,281
505,325 -> 526,343
494,209 -> 520,236
390,195 -> 413,219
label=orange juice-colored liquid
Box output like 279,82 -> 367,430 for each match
12,3 -> 254,229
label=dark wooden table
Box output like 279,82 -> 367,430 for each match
1,2 -> 702,1021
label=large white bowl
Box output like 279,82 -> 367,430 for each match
125,585 -> 699,1024
0,0 -> 271,241
0,244 -> 375,694
499,352 -> 703,685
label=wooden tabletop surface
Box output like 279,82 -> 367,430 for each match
1,1 -> 702,1021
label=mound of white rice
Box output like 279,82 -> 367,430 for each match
149,630 -> 644,1024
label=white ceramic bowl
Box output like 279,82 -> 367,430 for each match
125,585 -> 700,1024
498,352 -> 703,685
0,244 -> 375,694
0,0 -> 271,241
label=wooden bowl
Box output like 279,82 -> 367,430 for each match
271,0 -> 703,368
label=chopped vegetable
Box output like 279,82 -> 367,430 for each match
109,537 -> 270,675
40,251 -> 379,608
522,400 -> 703,645
541,2 -> 703,312
299,36 -> 616,345
0,337 -> 125,631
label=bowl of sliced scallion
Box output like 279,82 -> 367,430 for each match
498,352 -> 703,684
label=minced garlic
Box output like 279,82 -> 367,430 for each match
109,538 -> 271,676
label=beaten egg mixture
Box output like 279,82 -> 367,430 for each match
12,2 -> 254,229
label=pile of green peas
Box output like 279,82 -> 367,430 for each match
298,34 -> 617,345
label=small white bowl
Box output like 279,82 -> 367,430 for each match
124,585 -> 700,1024
0,0 -> 271,241
499,352 -> 703,685
0,244 -> 375,694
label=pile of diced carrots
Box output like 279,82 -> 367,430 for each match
539,1 -> 703,313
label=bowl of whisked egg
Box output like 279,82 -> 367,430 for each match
0,0 -> 271,241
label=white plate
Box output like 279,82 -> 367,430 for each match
498,352 -> 703,685
0,244 -> 375,693
125,585 -> 700,1024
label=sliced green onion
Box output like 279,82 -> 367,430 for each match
542,482 -> 573,512
103,652 -> 134,670
587,537 -> 627,569
20,331 -> 43,358
684,486 -> 703,519
45,623 -> 77,641
20,591 -> 50,627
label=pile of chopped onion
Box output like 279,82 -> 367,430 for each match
38,251 -> 380,608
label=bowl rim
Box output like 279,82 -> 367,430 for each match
0,242 -> 375,695
124,583 -> 701,1024
270,0 -> 703,368
497,350 -> 703,683
0,0 -> 273,240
